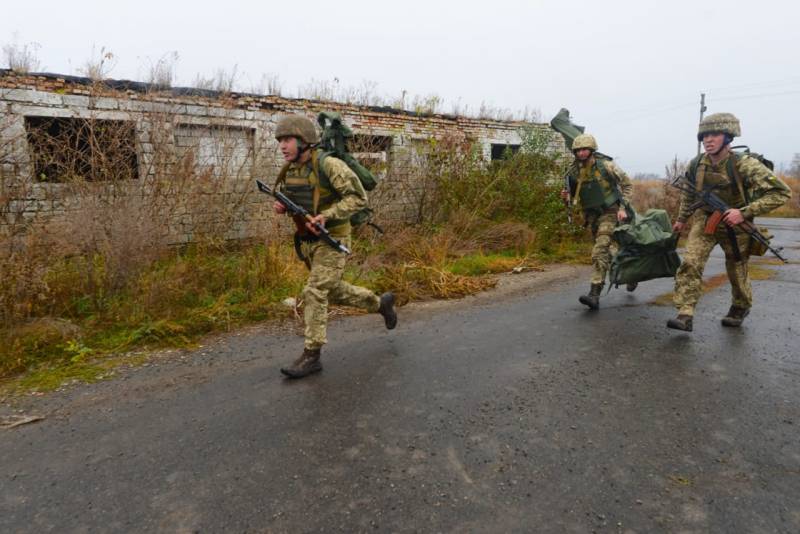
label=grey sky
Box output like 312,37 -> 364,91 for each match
3,0 -> 799,175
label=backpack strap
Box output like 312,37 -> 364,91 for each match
310,150 -> 343,214
596,158 -> 616,186
274,162 -> 291,189
309,150 -> 322,214
727,152 -> 750,205
687,154 -> 701,185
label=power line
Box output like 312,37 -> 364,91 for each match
706,76 -> 800,95
708,89 -> 800,103
600,101 -> 698,124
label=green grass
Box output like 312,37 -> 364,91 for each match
447,251 -> 522,276
0,242 -> 307,392
1,138 -> 592,394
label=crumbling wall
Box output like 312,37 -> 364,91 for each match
0,70 -> 565,244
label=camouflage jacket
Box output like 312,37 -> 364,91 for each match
280,152 -> 368,233
677,153 -> 791,223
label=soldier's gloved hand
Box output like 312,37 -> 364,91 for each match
722,208 -> 744,227
672,221 -> 686,233
305,214 -> 326,235
273,201 -> 286,215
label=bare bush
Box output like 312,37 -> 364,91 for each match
629,156 -> 687,221
771,175 -> 800,217
410,93 -> 443,115
145,51 -> 179,87
0,104 -> 268,328
296,78 -> 385,106
787,153 -> 800,180
192,65 -> 240,93
78,45 -> 116,80
2,36 -> 41,73
250,73 -> 283,96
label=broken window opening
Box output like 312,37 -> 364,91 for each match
24,116 -> 138,183
348,134 -> 392,177
490,143 -> 520,161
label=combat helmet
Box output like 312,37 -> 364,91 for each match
572,134 -> 598,152
697,113 -> 741,141
275,115 -> 319,144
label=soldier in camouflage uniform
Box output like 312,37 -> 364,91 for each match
272,115 -> 397,378
562,134 -> 634,309
667,113 -> 791,332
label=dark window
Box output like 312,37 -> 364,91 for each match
25,116 -> 138,182
348,134 -> 392,153
348,134 -> 392,177
491,143 -> 520,160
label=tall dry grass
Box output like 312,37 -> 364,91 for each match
1,111 -> 573,382
770,175 -> 800,217
1,101 -> 276,378
630,171 -> 800,221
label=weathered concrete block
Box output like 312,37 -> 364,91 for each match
3,89 -> 63,106
92,97 -> 119,110
11,104 -> 75,118
62,94 -> 91,108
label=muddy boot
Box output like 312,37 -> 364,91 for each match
721,306 -> 750,327
579,283 -> 603,310
378,292 -> 397,330
667,314 -> 693,332
280,348 -> 322,379
626,282 -> 638,292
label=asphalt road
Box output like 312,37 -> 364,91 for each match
2,218 -> 799,533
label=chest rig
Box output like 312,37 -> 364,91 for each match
573,159 -> 622,213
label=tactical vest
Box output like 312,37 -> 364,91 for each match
687,153 -> 749,211
573,159 -> 622,211
275,150 -> 349,233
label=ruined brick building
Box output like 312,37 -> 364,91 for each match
0,70 -> 563,244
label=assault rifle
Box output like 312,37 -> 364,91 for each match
671,175 -> 786,262
256,179 -> 352,255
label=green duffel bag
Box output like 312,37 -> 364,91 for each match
609,209 -> 681,287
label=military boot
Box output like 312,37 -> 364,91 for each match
579,283 -> 603,310
626,282 -> 638,292
280,348 -> 322,378
667,314 -> 693,332
378,292 -> 397,330
721,306 -> 750,327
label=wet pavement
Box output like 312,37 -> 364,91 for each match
1,218 -> 798,533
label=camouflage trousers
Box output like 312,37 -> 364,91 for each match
588,211 -> 619,285
673,213 -> 752,316
300,236 -> 381,350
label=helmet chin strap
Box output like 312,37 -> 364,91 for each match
290,139 -> 311,163
711,134 -> 734,156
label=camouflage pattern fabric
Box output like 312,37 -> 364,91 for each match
317,156 -> 369,230
279,153 -> 368,238
677,154 -> 791,223
697,112 -> 741,138
301,236 -> 380,350
673,152 -> 791,316
569,157 -> 634,211
589,211 -> 619,285
673,213 -> 752,316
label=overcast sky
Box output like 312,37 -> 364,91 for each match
3,0 -> 799,175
